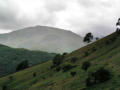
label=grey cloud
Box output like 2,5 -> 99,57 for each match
0,0 -> 119,36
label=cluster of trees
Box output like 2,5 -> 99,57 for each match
86,68 -> 111,87
16,60 -> 29,71
52,53 -> 67,68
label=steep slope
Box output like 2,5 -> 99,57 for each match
0,44 -> 55,77
0,26 -> 85,53
0,30 -> 120,90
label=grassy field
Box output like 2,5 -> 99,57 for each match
0,31 -> 120,90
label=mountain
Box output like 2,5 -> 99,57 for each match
0,30 -> 120,90
0,26 -> 85,53
0,44 -> 55,77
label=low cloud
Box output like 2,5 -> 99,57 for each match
0,0 -> 120,36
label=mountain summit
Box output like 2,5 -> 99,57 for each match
0,26 -> 85,53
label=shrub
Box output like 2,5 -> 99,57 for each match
2,85 -> 7,90
9,76 -> 13,81
70,72 -> 76,77
105,40 -> 110,45
84,52 -> 89,57
86,68 -> 111,87
62,64 -> 76,72
55,66 -> 61,72
92,47 -> 97,52
33,72 -> 36,77
71,57 -> 78,63
62,52 -> 68,59
82,61 -> 91,71
52,54 -> 63,66
16,60 -> 29,71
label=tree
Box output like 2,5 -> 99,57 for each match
16,60 -> 29,71
2,85 -> 7,90
62,64 -> 76,72
70,72 -> 76,77
71,57 -> 78,63
82,61 -> 91,71
83,33 -> 93,43
86,68 -> 111,87
33,72 -> 36,77
52,54 -> 63,66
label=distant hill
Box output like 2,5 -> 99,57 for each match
0,44 -> 55,77
0,26 -> 85,53
0,30 -> 120,90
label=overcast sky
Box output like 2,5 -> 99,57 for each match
0,0 -> 120,36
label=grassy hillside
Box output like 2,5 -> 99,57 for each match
0,44 -> 55,77
0,30 -> 120,90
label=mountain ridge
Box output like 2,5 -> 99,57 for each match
0,25 -> 85,53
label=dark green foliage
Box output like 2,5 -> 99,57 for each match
105,40 -> 110,45
71,57 -> 78,63
116,28 -> 120,34
86,68 -> 111,87
0,44 -> 55,77
9,76 -> 13,81
92,47 -> 97,52
84,51 -> 89,57
96,37 -> 99,40
82,61 -> 91,71
70,72 -> 76,77
33,72 -> 36,77
55,66 -> 61,72
16,60 -> 29,71
52,54 -> 64,67
62,64 -> 76,72
83,33 -> 93,43
2,85 -> 7,90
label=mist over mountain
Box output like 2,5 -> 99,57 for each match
0,26 -> 85,53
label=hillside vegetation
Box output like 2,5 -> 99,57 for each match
0,44 -> 55,77
0,30 -> 120,90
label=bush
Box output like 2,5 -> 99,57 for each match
9,76 -> 13,81
16,60 -> 29,71
62,64 -> 76,72
71,57 -> 78,63
84,52 -> 89,57
105,40 -> 110,45
2,85 -> 7,90
82,61 -> 91,71
86,68 -> 111,87
55,66 -> 61,72
70,72 -> 76,77
52,54 -> 63,66
33,72 -> 36,77
92,47 -> 97,52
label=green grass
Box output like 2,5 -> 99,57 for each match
0,31 -> 120,90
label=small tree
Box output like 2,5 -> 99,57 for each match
84,51 -> 89,57
33,72 -> 36,77
71,57 -> 78,63
9,76 -> 13,81
83,33 -> 93,43
16,60 -> 29,71
62,64 -> 76,72
96,37 -> 99,40
86,68 -> 111,87
2,85 -> 7,90
70,72 -> 76,77
52,54 -> 63,66
82,61 -> 91,71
